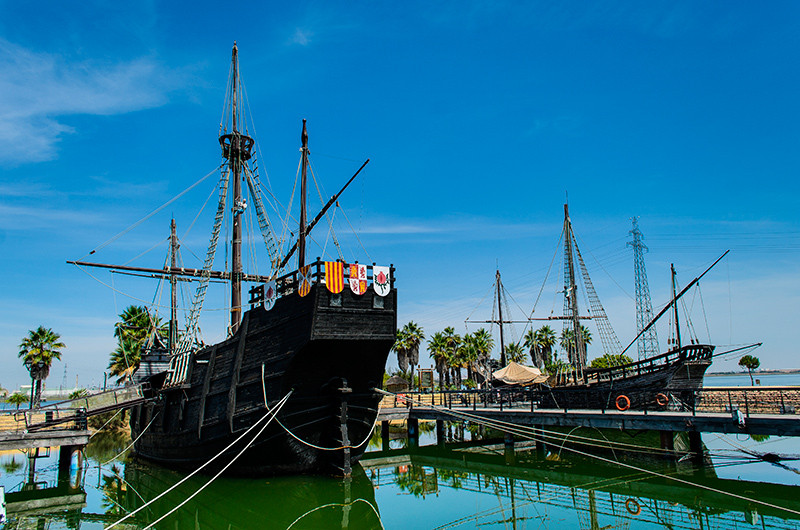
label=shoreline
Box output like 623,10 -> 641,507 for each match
706,369 -> 800,376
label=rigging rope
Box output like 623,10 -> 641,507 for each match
77,165 -> 222,261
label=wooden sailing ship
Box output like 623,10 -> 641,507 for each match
539,205 -> 720,410
71,44 -> 396,475
474,205 -> 722,410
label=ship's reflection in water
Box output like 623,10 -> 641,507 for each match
3,428 -> 800,529
120,462 -> 382,529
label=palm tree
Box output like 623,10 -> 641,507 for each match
559,325 -> 592,367
5,392 -> 28,410
393,327 -> 409,374
460,334 -> 479,385
108,336 -> 142,384
401,322 -> 425,386
442,327 -> 462,388
536,326 -> 556,366
115,305 -> 166,345
18,326 -> 65,408
505,342 -> 526,363
427,332 -> 450,390
471,328 -> 494,387
109,305 -> 166,383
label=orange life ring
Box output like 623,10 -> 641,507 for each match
625,498 -> 642,516
615,394 -> 631,411
656,392 -> 669,407
397,394 -> 406,404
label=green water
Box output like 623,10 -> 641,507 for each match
2,423 -> 800,530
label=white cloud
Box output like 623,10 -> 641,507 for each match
0,39 -> 180,165
291,28 -> 314,46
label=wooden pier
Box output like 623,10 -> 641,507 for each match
378,386 -> 800,439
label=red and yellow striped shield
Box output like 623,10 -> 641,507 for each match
325,261 -> 345,294
298,266 -> 312,297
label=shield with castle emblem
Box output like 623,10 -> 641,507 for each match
298,266 -> 312,297
349,263 -> 367,295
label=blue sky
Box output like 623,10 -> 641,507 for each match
1,1 -> 798,391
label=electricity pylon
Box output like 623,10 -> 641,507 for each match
627,217 -> 659,359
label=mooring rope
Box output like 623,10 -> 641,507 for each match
107,390 -> 292,529
89,407 -> 124,439
380,389 -> 800,518
141,392 -> 292,529
261,365 -> 378,451
101,410 -> 160,466
376,389 -> 677,456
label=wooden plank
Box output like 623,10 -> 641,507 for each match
197,345 -> 218,439
227,313 -> 250,432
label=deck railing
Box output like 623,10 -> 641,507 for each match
248,258 -> 395,307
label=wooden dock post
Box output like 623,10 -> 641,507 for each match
534,425 -> 546,457
688,431 -> 703,465
436,419 -> 445,446
381,420 -> 390,451
659,431 -> 675,452
408,418 -> 419,449
504,432 -> 516,465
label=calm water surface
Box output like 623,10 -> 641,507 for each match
2,373 -> 799,529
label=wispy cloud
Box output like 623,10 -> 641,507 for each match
0,39 -> 181,165
0,203 -> 103,230
291,28 -> 314,46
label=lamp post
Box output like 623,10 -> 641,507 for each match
23,359 -> 46,409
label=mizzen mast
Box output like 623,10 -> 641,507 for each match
298,119 -> 309,269
219,42 -> 254,335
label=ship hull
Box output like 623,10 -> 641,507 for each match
540,345 -> 714,410
130,282 -> 396,475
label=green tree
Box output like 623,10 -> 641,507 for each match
393,327 -> 409,374
442,327 -> 462,387
460,334 -> 479,385
505,342 -> 526,363
559,325 -> 592,367
18,326 -> 65,408
5,392 -> 28,410
738,355 -> 761,385
427,331 -> 450,390
109,305 -> 166,383
525,325 -> 558,368
471,328 -> 494,387
589,353 -> 633,369
398,322 -> 425,386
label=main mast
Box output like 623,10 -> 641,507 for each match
563,204 -> 585,371
219,42 -> 253,335
496,269 -> 506,366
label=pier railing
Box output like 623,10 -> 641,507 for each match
0,384 -> 149,433
381,385 -> 800,418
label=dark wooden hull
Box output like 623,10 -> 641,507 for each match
130,283 -> 396,475
540,345 -> 714,410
